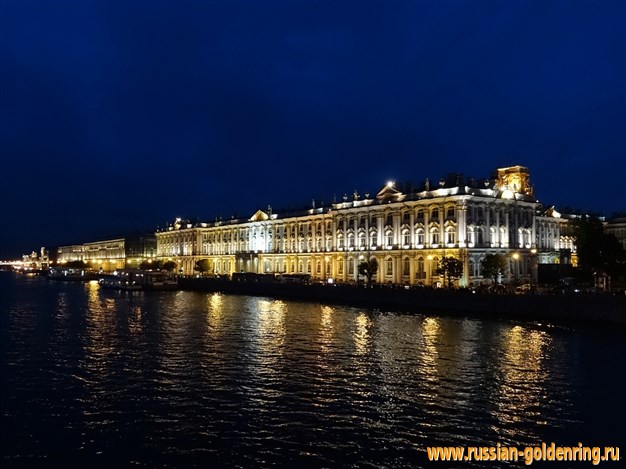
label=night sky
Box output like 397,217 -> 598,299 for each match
1,0 -> 624,258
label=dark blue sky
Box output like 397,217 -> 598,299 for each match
1,0 -> 624,258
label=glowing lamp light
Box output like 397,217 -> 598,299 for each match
512,253 -> 520,260
387,180 -> 394,188
501,189 -> 514,200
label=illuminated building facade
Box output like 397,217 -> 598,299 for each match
20,247 -> 50,271
57,234 -> 156,271
157,166 -> 575,286
56,244 -> 85,263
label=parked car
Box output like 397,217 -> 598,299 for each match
515,283 -> 532,295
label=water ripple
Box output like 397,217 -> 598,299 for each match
1,275 -> 624,466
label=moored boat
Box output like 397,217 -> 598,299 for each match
135,270 -> 178,290
98,274 -> 142,291
97,270 -> 178,291
48,267 -> 86,281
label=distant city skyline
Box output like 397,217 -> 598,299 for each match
1,0 -> 625,258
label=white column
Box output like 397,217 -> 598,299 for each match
458,204 -> 467,247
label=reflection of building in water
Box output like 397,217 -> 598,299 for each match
493,325 -> 551,442
420,317 -> 441,382
255,299 -> 286,358
319,305 -> 335,353
353,313 -> 371,356
156,166 -> 577,285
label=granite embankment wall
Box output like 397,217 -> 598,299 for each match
178,278 -> 626,326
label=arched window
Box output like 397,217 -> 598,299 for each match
416,257 -> 425,279
416,228 -> 425,245
386,231 -> 393,247
468,226 -> 475,246
358,232 -> 366,248
446,227 -> 456,245
348,233 -> 355,248
430,227 -> 440,245
386,258 -> 393,276
403,257 -> 410,276
370,231 -> 377,247
402,230 -> 411,246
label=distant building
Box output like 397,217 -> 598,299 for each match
57,234 -> 156,271
20,247 -> 50,271
56,244 -> 85,263
605,216 -> 626,251
156,165 -> 576,286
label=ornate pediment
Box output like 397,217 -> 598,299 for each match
376,182 -> 402,200
249,210 -> 269,222
544,206 -> 561,218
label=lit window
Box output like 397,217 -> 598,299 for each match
431,228 -> 439,245
416,229 -> 425,245
403,231 -> 410,246
446,228 -> 455,245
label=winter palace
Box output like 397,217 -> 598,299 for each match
154,165 -> 575,286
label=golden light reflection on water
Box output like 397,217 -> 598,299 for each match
207,293 -> 224,328
493,325 -> 551,440
129,306 -> 143,335
319,306 -> 335,354
353,312 -> 371,356
254,299 -> 286,361
420,317 -> 441,383
82,281 -> 118,368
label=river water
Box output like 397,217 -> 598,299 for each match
1,272 -> 624,467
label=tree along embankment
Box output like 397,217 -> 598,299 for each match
178,278 -> 626,326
